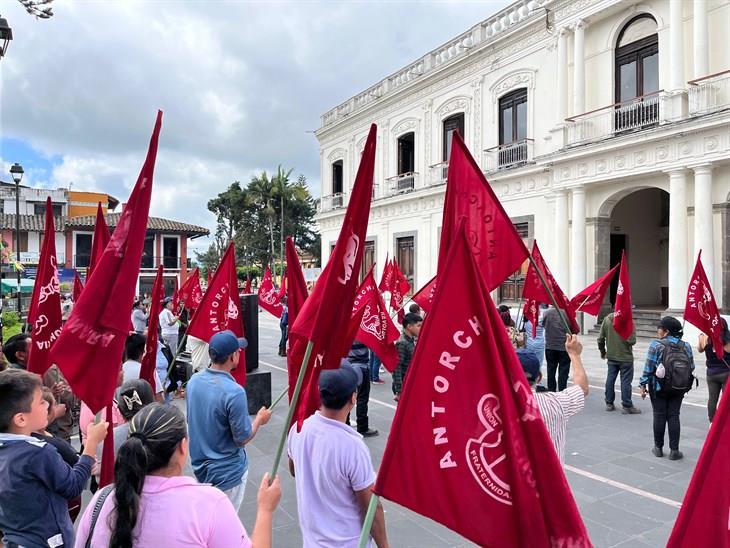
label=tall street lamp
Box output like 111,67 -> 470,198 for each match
0,15 -> 12,60
10,163 -> 24,318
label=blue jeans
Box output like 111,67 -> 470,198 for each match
605,360 -> 634,408
369,351 -> 381,382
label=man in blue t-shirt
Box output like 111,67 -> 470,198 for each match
186,330 -> 272,510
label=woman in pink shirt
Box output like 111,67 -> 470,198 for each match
74,403 -> 281,548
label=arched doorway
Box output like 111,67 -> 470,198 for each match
599,187 -> 669,307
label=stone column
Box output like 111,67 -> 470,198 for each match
553,190 -> 569,289
667,169 -> 689,310
693,164 -> 714,287
572,20 -> 586,116
693,0 -> 708,79
570,186 -> 587,296
556,28 -> 569,124
669,0 -> 686,91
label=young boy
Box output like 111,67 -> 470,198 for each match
0,369 -> 108,547
392,312 -> 423,402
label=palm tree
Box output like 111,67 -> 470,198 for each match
272,165 -> 294,276
249,171 -> 277,267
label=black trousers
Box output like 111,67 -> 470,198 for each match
650,391 -> 684,450
279,325 -> 288,353
347,365 -> 371,433
707,371 -> 729,422
545,349 -> 571,392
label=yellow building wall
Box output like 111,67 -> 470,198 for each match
68,191 -> 110,217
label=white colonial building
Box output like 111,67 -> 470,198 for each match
315,0 -> 730,329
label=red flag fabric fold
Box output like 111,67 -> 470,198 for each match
285,237 -> 310,404
171,275 -> 180,313
438,131 -> 529,290
570,265 -> 619,316
244,276 -> 252,295
378,256 -> 395,293
87,202 -> 110,283
187,242 -> 246,385
27,197 -> 63,376
258,266 -> 283,318
179,268 -> 203,311
278,274 -> 287,299
684,251 -> 725,355
98,404 -> 115,488
49,111 -> 162,413
374,225 -> 590,547
389,261 -> 410,323
139,265 -> 164,388
72,271 -> 84,303
411,276 -> 437,314
612,251 -> 634,340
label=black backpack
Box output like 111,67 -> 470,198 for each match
658,340 -> 696,394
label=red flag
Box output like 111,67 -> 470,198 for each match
139,265 -> 164,388
350,269 -> 400,371
288,123 -> 377,428
667,377 -> 730,546
49,111 -> 162,413
98,404 -> 115,488
72,271 -> 84,302
278,273 -> 287,299
378,256 -> 395,293
389,261 -> 410,323
438,131 -> 529,290
570,265 -> 619,316
179,268 -> 203,311
612,251 -> 634,339
684,251 -> 725,355
171,275 -> 180,312
187,242 -> 246,385
374,225 -> 590,547
285,237 -> 310,403
522,241 -> 579,334
244,275 -> 252,295
87,202 -> 110,282
411,276 -> 437,314
27,197 -> 63,376
258,266 -> 283,318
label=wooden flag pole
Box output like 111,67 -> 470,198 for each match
269,386 -> 288,411
358,494 -> 379,548
269,340 -> 314,483
527,254 -> 573,334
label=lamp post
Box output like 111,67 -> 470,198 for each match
10,163 -> 24,318
0,15 -> 12,60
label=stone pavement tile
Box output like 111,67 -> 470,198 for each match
580,461 -> 658,488
564,450 -> 604,468
639,478 -> 690,503
606,454 -> 685,479
382,513 -> 468,548
637,523 -> 672,546
565,469 -> 625,502
601,490 -> 680,524
581,501 -> 664,536
582,518 -> 632,547
609,535 -> 658,548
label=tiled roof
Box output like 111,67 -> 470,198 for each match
0,213 -> 209,238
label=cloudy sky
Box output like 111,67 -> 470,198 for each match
0,0 -> 510,250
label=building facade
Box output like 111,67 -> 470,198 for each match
315,0 -> 730,325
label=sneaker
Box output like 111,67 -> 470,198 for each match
652,446 -> 664,458
669,450 -> 684,461
372,379 -> 385,385
605,403 -> 615,412
359,429 -> 379,438
621,406 -> 642,415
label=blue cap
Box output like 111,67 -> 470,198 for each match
516,348 -> 541,383
208,330 -> 248,361
319,360 -> 362,401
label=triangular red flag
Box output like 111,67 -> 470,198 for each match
378,255 -> 395,293
350,269 -> 399,371
667,374 -> 730,546
684,250 -> 725,355
87,202 -> 110,282
288,123 -> 377,428
389,261 -> 410,323
179,268 -> 203,311
72,271 -> 84,302
258,266 -> 283,318
187,242 -> 246,385
278,274 -> 287,299
139,265 -> 164,388
285,237 -> 310,404
27,197 -> 63,376
438,131 -> 529,290
98,404 -> 115,488
612,251 -> 634,339
374,224 -> 591,547
244,275 -> 252,295
411,276 -> 437,314
570,265 -> 619,316
171,275 -> 180,313
49,111 -> 162,413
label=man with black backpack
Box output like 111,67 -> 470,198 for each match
639,317 -> 696,461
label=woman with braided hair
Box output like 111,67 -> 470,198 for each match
74,403 -> 281,548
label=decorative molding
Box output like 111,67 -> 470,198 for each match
327,148 -> 347,162
490,68 -> 536,102
392,117 -> 419,136
435,95 -> 471,118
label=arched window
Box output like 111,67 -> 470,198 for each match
615,15 -> 658,103
331,160 -> 343,195
442,113 -> 464,161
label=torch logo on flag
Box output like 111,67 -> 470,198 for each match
337,233 -> 360,285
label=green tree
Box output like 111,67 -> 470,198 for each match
248,171 -> 277,267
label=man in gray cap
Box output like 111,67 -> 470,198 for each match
287,362 -> 390,548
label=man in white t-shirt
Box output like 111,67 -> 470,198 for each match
159,297 -> 180,352
121,333 -> 163,397
288,362 -> 389,548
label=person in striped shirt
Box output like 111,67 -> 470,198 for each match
517,334 -> 588,464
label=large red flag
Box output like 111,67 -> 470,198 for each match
27,197 -> 63,376
72,271 -> 84,302
378,255 -> 395,293
49,111 -> 162,413
570,265 -> 619,316
684,250 -> 725,355
87,202 -> 110,282
179,268 -> 203,311
350,269 -> 400,371
438,131 -> 529,290
285,237 -> 310,402
612,251 -> 634,339
389,261 -> 410,323
411,276 -> 436,314
375,225 -> 591,547
139,265 -> 164,388
278,274 -> 287,299
288,123 -> 377,428
667,377 -> 730,546
187,242 -> 246,384
258,266 -> 283,318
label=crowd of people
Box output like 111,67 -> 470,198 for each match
0,288 -> 728,547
